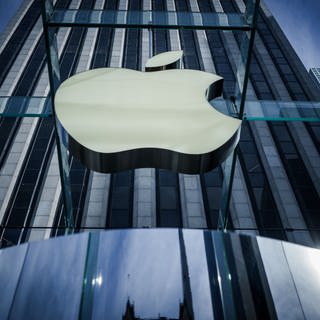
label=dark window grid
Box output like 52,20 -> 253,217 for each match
238,125 -> 286,240
202,3 -> 279,232
156,170 -> 182,227
106,171 -> 134,228
0,0 -> 45,86
0,115 -> 55,248
256,11 -> 312,103
201,179 -> 222,228
27,0 -> 97,239
229,5 -> 320,241
201,0 -> 287,238
269,122 -> 320,243
174,0 -> 204,71
0,35 -> 49,170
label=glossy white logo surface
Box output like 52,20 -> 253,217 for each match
55,68 -> 240,155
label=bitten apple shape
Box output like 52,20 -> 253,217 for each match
54,68 -> 241,173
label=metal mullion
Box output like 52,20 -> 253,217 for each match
41,0 -> 74,231
219,0 -> 260,230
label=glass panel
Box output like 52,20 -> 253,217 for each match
229,233 -> 257,318
55,119 -> 74,229
211,98 -> 237,116
3,229 -> 320,319
1,97 -> 319,121
9,233 -> 88,320
218,150 -> 238,229
243,100 -> 320,121
212,99 -> 320,122
49,10 -> 249,30
183,230 -> 214,319
47,28 -> 61,91
43,0 -> 53,17
92,229 -> 183,319
212,233 -> 236,318
257,237 -> 304,319
234,32 -> 252,116
42,6 -> 74,229
239,234 -> 278,318
282,241 -> 320,319
0,96 -> 51,117
244,0 -> 260,24
0,243 -> 28,319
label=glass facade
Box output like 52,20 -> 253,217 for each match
309,68 -> 320,92
1,1 -> 320,318
1,229 -> 320,319
0,0 -> 319,248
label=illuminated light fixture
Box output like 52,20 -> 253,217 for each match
55,52 -> 241,174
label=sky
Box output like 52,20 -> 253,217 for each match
0,0 -> 319,70
0,0 -> 24,33
264,0 -> 320,70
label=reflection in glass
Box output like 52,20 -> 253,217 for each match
1,230 -> 320,319
92,229 -> 183,319
183,230 -> 214,319
0,243 -> 28,319
283,242 -> 320,319
9,233 -> 88,320
257,237 -> 304,319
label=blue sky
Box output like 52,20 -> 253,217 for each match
0,0 -> 24,32
264,0 -> 320,70
0,0 -> 319,70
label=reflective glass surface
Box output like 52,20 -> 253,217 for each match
234,32 -> 251,114
0,97 -> 52,117
8,233 -> 88,319
245,0 -> 260,24
282,241 -> 320,319
1,230 -> 320,319
1,96 -> 318,121
183,230 -> 214,319
92,229 -> 183,319
212,99 -> 320,122
48,10 -> 249,30
243,100 -> 320,121
257,237 -> 304,319
0,243 -> 28,319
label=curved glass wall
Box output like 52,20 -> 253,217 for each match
1,229 -> 320,319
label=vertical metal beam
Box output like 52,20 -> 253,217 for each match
237,0 -> 260,118
220,0 -> 260,230
41,0 -> 74,231
218,147 -> 238,230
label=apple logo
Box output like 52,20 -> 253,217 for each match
54,51 -> 241,174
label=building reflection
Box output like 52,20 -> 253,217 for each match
122,299 -> 193,320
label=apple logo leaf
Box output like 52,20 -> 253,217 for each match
55,53 -> 241,174
145,50 -> 183,71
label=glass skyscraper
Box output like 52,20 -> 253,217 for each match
310,67 -> 320,91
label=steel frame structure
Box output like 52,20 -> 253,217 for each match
40,0 -> 260,230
